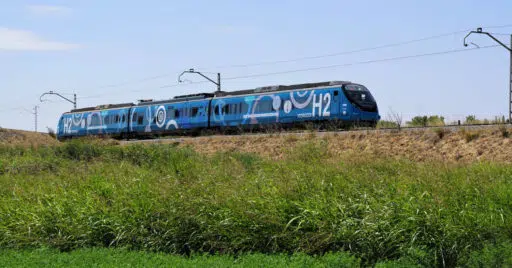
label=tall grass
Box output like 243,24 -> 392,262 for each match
1,139 -> 512,266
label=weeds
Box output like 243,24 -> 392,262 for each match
47,128 -> 57,139
432,127 -> 449,140
459,128 -> 481,142
499,125 -> 510,138
0,141 -> 512,266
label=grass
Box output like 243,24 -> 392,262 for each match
2,244 -> 512,267
0,248 -> 363,268
1,139 -> 512,266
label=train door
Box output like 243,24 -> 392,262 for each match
188,101 -> 206,129
179,103 -> 190,129
351,102 -> 361,121
330,89 -> 339,116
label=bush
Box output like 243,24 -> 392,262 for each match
407,115 -> 445,127
464,242 -> 512,267
47,127 -> 57,139
499,125 -> 510,138
376,120 -> 399,129
432,128 -> 449,139
459,129 -> 481,142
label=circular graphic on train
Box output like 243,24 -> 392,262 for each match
156,106 -> 166,128
72,113 -> 84,126
290,90 -> 315,109
272,96 -> 281,111
166,120 -> 179,129
284,100 -> 292,114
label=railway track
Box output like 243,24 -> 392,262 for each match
119,123 -> 511,145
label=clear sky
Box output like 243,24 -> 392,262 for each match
1,0 -> 512,131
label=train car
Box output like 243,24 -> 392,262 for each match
210,81 -> 379,130
56,103 -> 133,140
127,93 -> 213,137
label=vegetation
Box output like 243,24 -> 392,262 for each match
464,115 -> 508,125
0,248 -> 363,267
376,120 -> 399,129
3,244 -> 511,267
406,115 -> 445,127
459,128 -> 481,143
1,140 -> 512,266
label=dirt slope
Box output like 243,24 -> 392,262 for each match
3,126 -> 512,163
0,128 -> 59,147
171,127 -> 512,163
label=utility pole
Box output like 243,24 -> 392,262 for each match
40,91 -> 77,109
178,68 -> 221,92
34,105 -> 38,132
464,27 -> 512,123
22,105 -> 39,132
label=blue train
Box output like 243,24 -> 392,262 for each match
56,81 -> 380,140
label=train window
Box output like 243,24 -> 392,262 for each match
138,115 -> 143,125
91,114 -> 100,126
334,90 -> 339,96
191,107 -> 199,117
256,100 -> 273,113
122,114 -> 126,122
132,113 -> 138,122
104,116 -> 109,124
222,104 -> 230,114
241,102 -> 249,113
233,104 -> 237,114
167,107 -> 174,119
175,109 -> 180,118
214,105 -> 220,115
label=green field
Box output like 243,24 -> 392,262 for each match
1,139 -> 512,267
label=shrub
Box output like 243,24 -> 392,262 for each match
499,125 -> 510,138
459,128 -> 480,142
47,127 -> 57,139
464,115 -> 481,125
432,128 -> 449,139
407,115 -> 445,127
376,120 -> 399,129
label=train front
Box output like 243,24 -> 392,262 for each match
342,83 -> 380,126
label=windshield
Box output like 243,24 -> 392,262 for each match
342,84 -> 377,112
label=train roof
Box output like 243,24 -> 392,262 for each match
67,102 -> 135,113
135,93 -> 215,106
214,80 -> 351,97
131,81 -> 350,106
64,81 -> 351,113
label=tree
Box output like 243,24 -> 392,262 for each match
407,115 -> 445,127
408,116 -> 428,127
465,115 -> 477,125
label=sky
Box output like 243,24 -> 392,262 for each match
1,0 -> 512,131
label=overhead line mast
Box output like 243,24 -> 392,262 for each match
464,27 -> 512,123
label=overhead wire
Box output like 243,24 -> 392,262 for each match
79,23 -> 512,96
157,45 -> 499,85
55,24 -> 512,100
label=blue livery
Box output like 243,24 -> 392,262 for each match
56,81 -> 380,140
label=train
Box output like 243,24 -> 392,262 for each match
56,80 -> 380,140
